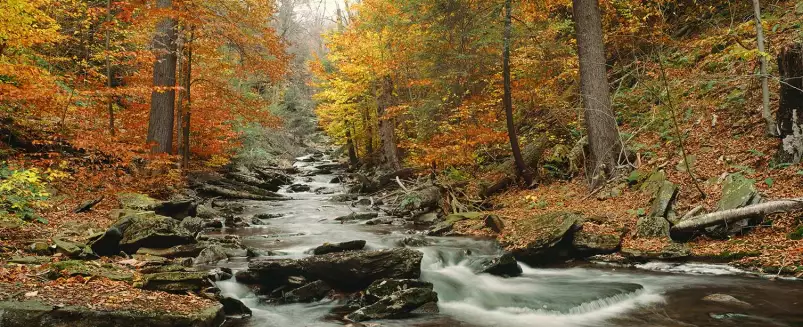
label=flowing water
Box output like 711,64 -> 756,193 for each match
213,155 -> 803,327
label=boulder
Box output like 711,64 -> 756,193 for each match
364,279 -> 434,304
240,248 -> 423,291
702,293 -> 752,308
140,271 -> 210,293
705,174 -> 761,238
484,215 -> 505,233
510,212 -> 582,265
48,260 -> 134,282
136,243 -> 207,259
426,221 -> 453,236
195,204 -> 220,220
220,296 -> 252,317
335,212 -> 379,222
311,240 -> 366,255
414,212 -> 439,225
283,280 -> 332,303
253,213 -> 284,220
117,193 -> 196,220
113,212 -> 195,254
53,238 -> 84,258
365,217 -> 395,225
88,227 -> 123,257
636,181 -> 676,238
346,288 -> 438,322
572,228 -> 621,255
180,217 -> 205,235
195,245 -> 228,265
330,194 -> 359,202
28,242 -> 51,256
208,268 -> 233,281
466,253 -> 522,277
396,236 -> 430,247
288,184 -> 311,193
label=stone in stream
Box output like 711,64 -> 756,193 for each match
180,217 -> 206,235
208,267 -> 234,281
288,184 -> 311,193
510,212 -> 583,265
283,280 -> 333,303
414,211 -> 439,225
346,288 -> 439,322
238,248 -> 423,292
363,279 -> 434,304
220,296 -> 252,317
426,221 -> 454,236
253,213 -> 284,220
330,194 -> 359,202
365,217 -> 395,225
194,245 -> 228,265
466,253 -> 522,277
702,293 -> 752,308
396,236 -> 431,247
311,240 -> 366,255
335,212 -> 379,222
330,176 -> 344,183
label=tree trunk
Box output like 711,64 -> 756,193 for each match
175,27 -> 185,161
752,0 -> 776,136
363,106 -> 373,157
572,0 -> 623,188
503,0 -> 533,186
105,0 -> 115,137
147,0 -> 178,154
378,75 -> 401,170
777,43 -> 803,163
671,198 -> 803,232
346,127 -> 359,166
182,27 -> 194,167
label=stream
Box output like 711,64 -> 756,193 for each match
211,155 -> 803,327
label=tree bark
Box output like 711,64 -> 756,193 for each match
572,0 -> 623,188
752,0 -> 776,136
181,27 -> 194,167
671,198 -> 803,232
503,0 -> 533,186
346,127 -> 359,166
777,43 -> 803,163
378,75 -> 401,170
147,0 -> 178,154
105,0 -> 115,137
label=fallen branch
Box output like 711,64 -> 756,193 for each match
74,196 -> 105,213
395,176 -> 410,192
197,184 -> 290,201
671,198 -> 803,232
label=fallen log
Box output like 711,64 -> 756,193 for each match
671,197 -> 803,232
227,173 -> 280,192
197,184 -> 290,201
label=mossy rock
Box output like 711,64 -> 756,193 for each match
510,212 -> 582,265
118,193 -> 161,211
53,238 -> 85,258
49,260 -> 134,282
8,256 -> 51,265
113,213 -> 195,253
789,225 -> 803,240
635,181 -> 676,239
140,271 -> 209,293
718,174 -> 758,211
639,170 -> 666,195
445,212 -> 488,224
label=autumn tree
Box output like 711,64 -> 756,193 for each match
147,0 -> 178,154
502,0 -> 532,185
572,0 -> 623,188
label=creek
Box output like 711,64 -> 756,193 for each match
211,155 -> 803,327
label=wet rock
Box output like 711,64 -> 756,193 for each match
330,194 -> 359,202
242,248 -> 423,291
195,204 -> 220,219
363,279 -> 434,304
426,221 -> 454,236
28,242 -> 51,256
346,288 -> 438,322
572,228 -> 622,255
484,215 -> 505,233
208,267 -> 234,281
636,181 -> 676,238
620,242 -> 691,261
88,226 -> 123,256
204,220 -> 223,229
335,212 -> 379,222
396,236 -> 430,247
140,271 -> 210,293
314,187 -> 336,195
510,212 -> 582,265
180,217 -> 205,235
220,296 -> 252,317
315,162 -> 346,171
467,253 -> 522,277
136,243 -> 207,259
222,246 -> 248,258
253,213 -> 284,220
311,240 -> 366,255
250,216 -> 269,226
414,212 -> 439,225
284,280 -> 333,303
365,217 -> 395,225
702,293 -> 752,308
288,184 -> 311,193
330,176 -> 344,183
194,245 -> 228,265
113,212 -> 195,254
246,247 -> 272,258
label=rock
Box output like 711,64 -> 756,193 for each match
331,194 -> 359,202
253,213 -> 284,220
136,243 -> 207,259
288,184 -> 311,193
620,242 -> 691,261
346,288 -> 438,322
426,221 -> 453,236
396,236 -> 430,247
241,248 -> 423,291
572,228 -> 621,255
140,271 -> 210,293
636,181 -> 676,238
283,280 -> 333,303
510,212 -> 582,265
639,170 -> 667,195
222,246 -> 248,258
330,176 -> 344,183
445,212 -> 488,224
250,216 -> 269,226
246,247 -> 272,258
180,217 -> 205,235
28,242 -> 50,256
204,220 -> 223,229
335,212 -> 379,222
484,215 -> 505,233
314,187 -> 336,195
364,279 -> 434,304
365,217 -> 394,225
0,300 -> 224,327
414,212 -> 439,225
113,212 -> 195,254
8,256 -> 51,265
88,227 -> 123,257
467,253 -> 522,277
140,264 -> 189,274
196,204 -> 220,219
702,293 -> 752,308
312,240 -> 366,255
53,238 -> 84,258
220,296 -> 252,317
49,260 -> 134,282
706,174 -> 761,238
195,245 -> 228,265
117,193 -> 196,220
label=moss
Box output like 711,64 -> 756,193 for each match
788,225 -> 803,240
49,260 -> 134,282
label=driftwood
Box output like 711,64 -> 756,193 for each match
671,198 -> 803,232
197,184 -> 289,201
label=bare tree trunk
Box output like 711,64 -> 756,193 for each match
363,106 -> 373,157
572,0 -> 623,189
105,0 -> 115,137
777,43 -> 803,164
671,198 -> 803,232
753,0 -> 776,136
378,75 -> 401,170
346,127 -> 359,166
175,26 -> 185,161
503,0 -> 532,186
147,0 -> 177,154
182,27 -> 194,167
